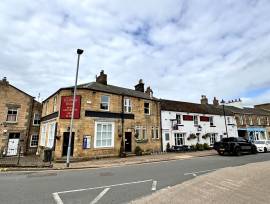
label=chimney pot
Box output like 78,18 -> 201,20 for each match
135,79 -> 144,92
213,97 -> 219,106
96,70 -> 107,85
201,95 -> 208,104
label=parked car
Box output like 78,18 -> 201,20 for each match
213,137 -> 257,156
254,140 -> 270,153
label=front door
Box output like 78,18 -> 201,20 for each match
125,132 -> 132,152
62,132 -> 74,157
7,133 -> 20,156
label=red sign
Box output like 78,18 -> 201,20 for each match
183,115 -> 193,121
60,96 -> 81,119
200,116 -> 209,122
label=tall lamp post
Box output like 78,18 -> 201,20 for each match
66,49 -> 84,167
221,99 -> 229,138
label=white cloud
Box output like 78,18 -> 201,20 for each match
0,0 -> 270,105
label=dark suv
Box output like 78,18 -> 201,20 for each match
214,137 -> 257,156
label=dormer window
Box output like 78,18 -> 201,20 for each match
100,95 -> 109,111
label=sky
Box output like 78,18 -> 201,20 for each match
1,0 -> 270,106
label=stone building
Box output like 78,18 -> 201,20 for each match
224,100 -> 270,141
0,77 -> 41,156
254,103 -> 270,138
38,71 -> 161,160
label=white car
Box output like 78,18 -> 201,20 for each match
254,140 -> 270,153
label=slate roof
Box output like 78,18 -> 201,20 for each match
44,82 -> 157,101
224,106 -> 270,116
160,99 -> 234,116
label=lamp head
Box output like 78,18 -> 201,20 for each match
77,49 -> 84,55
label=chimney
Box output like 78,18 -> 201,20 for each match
145,86 -> 153,98
96,70 -> 107,85
201,95 -> 208,104
0,77 -> 9,86
213,97 -> 219,106
135,79 -> 144,92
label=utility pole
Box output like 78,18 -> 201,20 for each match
221,99 -> 229,138
66,49 -> 84,167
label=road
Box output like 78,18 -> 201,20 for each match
0,153 -> 270,204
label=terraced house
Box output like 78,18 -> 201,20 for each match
224,100 -> 270,141
38,71 -> 161,160
161,96 -> 238,151
0,77 -> 41,156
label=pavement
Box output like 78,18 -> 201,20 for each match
0,152 -> 270,204
0,150 -> 216,171
131,160 -> 270,204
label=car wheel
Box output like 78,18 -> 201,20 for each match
234,147 -> 241,156
264,147 -> 267,153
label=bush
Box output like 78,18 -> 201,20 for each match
190,145 -> 197,151
203,143 -> 210,150
135,146 -> 143,156
196,143 -> 204,151
119,146 -> 126,158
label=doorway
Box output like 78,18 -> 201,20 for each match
7,133 -> 20,156
62,132 -> 74,157
125,132 -> 132,152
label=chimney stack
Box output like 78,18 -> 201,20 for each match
145,86 -> 153,98
96,70 -> 107,85
213,97 -> 219,106
201,95 -> 208,105
135,79 -> 144,92
0,77 -> 9,86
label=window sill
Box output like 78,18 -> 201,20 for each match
210,125 -> 216,127
176,124 -> 184,126
93,146 -> 114,149
5,121 -> 18,125
136,139 -> 148,143
32,124 -> 40,127
151,138 -> 160,141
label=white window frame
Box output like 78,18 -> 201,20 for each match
151,127 -> 159,139
40,123 -> 47,146
250,116 -> 253,125
176,114 -> 181,124
210,133 -> 216,145
227,117 -> 231,124
94,122 -> 114,148
33,113 -> 41,126
144,102 -> 150,115
30,134 -> 39,147
142,127 -> 147,139
267,117 -> 270,126
47,122 -> 56,148
165,133 -> 170,141
53,96 -> 57,112
100,95 -> 110,111
174,133 -> 185,146
209,116 -> 214,126
194,115 -> 198,126
257,117 -> 261,125
124,98 -> 132,113
6,108 -> 18,122
240,116 -> 244,125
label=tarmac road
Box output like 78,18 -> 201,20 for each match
0,153 -> 269,204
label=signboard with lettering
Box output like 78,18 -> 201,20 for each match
60,95 -> 81,119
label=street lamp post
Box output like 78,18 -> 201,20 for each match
66,49 -> 84,167
221,99 -> 229,138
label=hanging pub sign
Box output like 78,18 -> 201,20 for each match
83,136 -> 91,149
60,95 -> 81,119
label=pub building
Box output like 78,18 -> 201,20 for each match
37,71 -> 161,160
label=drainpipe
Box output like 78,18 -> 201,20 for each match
121,95 -> 125,152
25,97 -> 35,155
158,100 -> 163,152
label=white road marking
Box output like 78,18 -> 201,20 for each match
184,168 -> 218,176
56,179 -> 153,194
52,192 -> 63,204
90,188 -> 110,204
151,180 -> 157,191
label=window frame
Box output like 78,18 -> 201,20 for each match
209,116 -> 214,126
151,127 -> 159,139
94,122 -> 114,148
210,133 -> 216,145
6,108 -> 18,122
165,133 -> 170,141
53,96 -> 58,112
144,102 -> 150,115
193,115 -> 198,126
30,134 -> 39,147
249,116 -> 253,125
40,123 -> 47,146
33,113 -> 41,126
174,133 -> 185,146
124,98 -> 132,113
100,95 -> 110,111
47,122 -> 56,148
176,114 -> 181,124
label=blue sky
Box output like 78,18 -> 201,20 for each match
0,0 -> 270,106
